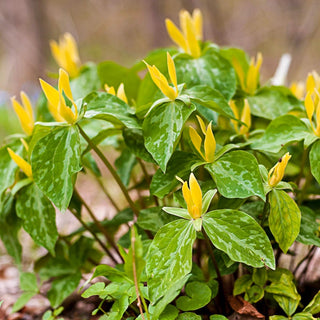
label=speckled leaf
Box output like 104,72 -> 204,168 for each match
251,115 -> 309,153
292,313 -> 315,320
15,183 -> 58,255
175,51 -> 237,100
177,312 -> 201,320
233,274 -> 253,295
83,92 -> 140,129
143,100 -> 196,172
297,206 -> 320,246
203,210 -> 275,269
146,219 -> 196,303
31,126 -> 81,212
304,290 -> 320,314
247,86 -> 302,120
310,139 -> 320,184
205,151 -> 265,200
269,189 -> 301,253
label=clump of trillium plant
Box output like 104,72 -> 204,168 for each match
1,8 -> 320,320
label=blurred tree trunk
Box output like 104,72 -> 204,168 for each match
0,0 -> 47,94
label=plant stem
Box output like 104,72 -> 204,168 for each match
77,124 -> 139,217
261,192 -> 270,227
69,208 -> 119,264
293,245 -> 316,277
96,176 -> 120,211
202,231 -> 226,314
74,188 -> 123,262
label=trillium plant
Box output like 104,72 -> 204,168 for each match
1,8 -> 320,320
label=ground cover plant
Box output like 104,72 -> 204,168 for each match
0,8 -> 320,320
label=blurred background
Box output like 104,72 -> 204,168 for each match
1,0 -> 320,137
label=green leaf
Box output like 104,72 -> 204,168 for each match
247,86 -> 303,120
115,147 -> 137,187
143,100 -> 196,171
297,206 -> 320,246
267,268 -> 293,283
269,189 -> 301,253
175,51 -> 236,100
81,282 -> 106,298
250,115 -> 309,153
252,268 -> 268,286
310,139 -> 320,184
270,316 -> 288,320
149,275 -> 190,320
16,184 -> 58,255
97,60 -> 141,102
83,92 -> 140,129
304,290 -> 320,315
176,281 -> 212,311
210,315 -> 229,320
11,291 -> 37,313
91,264 -> 131,283
47,272 -> 82,308
31,126 -> 81,212
0,193 -> 22,264
184,85 -> 235,119
177,312 -> 201,320
205,151 -> 265,200
159,304 -> 179,320
233,274 -> 253,295
162,207 -> 190,220
292,313 -> 315,320
272,295 -> 300,317
20,272 -> 38,292
150,151 -> 198,198
245,284 -> 264,303
203,210 -> 275,269
146,219 -> 196,303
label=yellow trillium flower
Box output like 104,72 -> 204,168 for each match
7,141 -> 32,179
145,52 -> 179,101
189,116 -> 216,162
11,92 -> 34,136
268,152 -> 291,187
50,33 -> 81,78
40,68 -> 78,124
229,99 -> 251,135
104,83 -> 128,104
233,52 -> 263,95
165,9 -> 202,58
290,81 -> 305,100
182,173 -> 202,219
304,88 -> 320,136
290,71 -> 320,100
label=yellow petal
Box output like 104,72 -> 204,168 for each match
290,81 -> 305,99
196,115 -> 206,135
64,33 -> 80,64
306,73 -> 316,93
50,40 -> 64,68
189,126 -> 205,160
182,181 -> 193,217
268,152 -> 291,187
7,148 -> 32,178
58,69 -> 74,101
11,97 -> 34,136
40,79 -> 60,110
189,173 -> 202,219
48,103 -> 65,122
185,12 -> 201,58
204,122 -> 216,162
105,84 -> 116,95
192,9 -> 203,40
229,100 -> 239,133
20,138 -> 29,152
20,91 -> 34,121
312,71 -> 320,91
167,52 -> 178,91
179,10 -> 189,38
165,19 -> 188,53
117,83 -> 128,103
232,57 -> 246,90
239,100 -> 251,135
305,90 -> 315,123
315,99 -> 320,136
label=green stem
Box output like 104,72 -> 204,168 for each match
74,188 -> 123,262
69,208 -> 119,264
261,192 -> 270,227
77,124 -> 139,217
96,176 -> 121,211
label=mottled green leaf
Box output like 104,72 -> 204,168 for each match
297,206 -> 320,246
270,316 -> 288,320
83,92 -> 140,129
203,210 -> 275,269
233,274 -> 253,295
81,282 -> 106,298
31,126 -> 81,212
150,151 -> 198,198
20,272 -> 38,292
162,207 -> 190,220
16,184 -> 58,255
205,151 -> 265,200
248,86 -> 302,120
177,312 -> 201,320
176,281 -> 211,311
310,139 -> 320,184
210,315 -> 229,320
175,51 -> 237,100
251,115 -> 309,153
11,292 -> 37,313
146,219 -> 196,303
245,284 -> 264,303
269,189 -> 301,253
115,147 -> 137,187
304,290 -> 320,315
143,100 -> 196,171
91,264 -> 131,283
292,313 -> 315,320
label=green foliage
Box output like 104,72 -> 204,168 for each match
1,7 -> 319,320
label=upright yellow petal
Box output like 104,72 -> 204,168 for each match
290,81 -> 305,99
185,13 -> 201,58
167,52 -> 178,91
204,122 -> 216,162
20,92 -> 34,120
48,103 -> 65,122
232,58 -> 246,91
305,90 -> 315,123
306,73 -> 316,93
165,19 -> 188,53
7,148 -> 32,178
239,100 -> 251,135
50,40 -> 64,68
20,138 -> 29,152
179,10 -> 189,38
315,100 -> 320,136
182,181 -> 193,216
268,152 -> 291,187
64,33 -> 80,64
312,71 -> 320,91
11,97 -> 34,136
192,9 -> 203,40
189,173 -> 202,219
58,68 -> 74,101
229,100 -> 240,133
117,83 -> 128,103
40,79 -> 60,109
189,126 -> 204,160
196,115 -> 206,135
105,84 -> 116,95
246,53 -> 263,95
